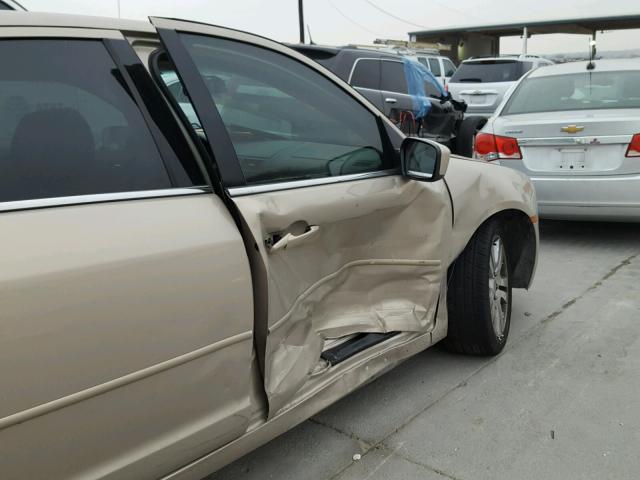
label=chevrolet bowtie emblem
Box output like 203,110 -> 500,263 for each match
561,125 -> 584,134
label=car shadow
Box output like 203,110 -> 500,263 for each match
539,219 -> 640,247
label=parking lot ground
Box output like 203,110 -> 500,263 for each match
210,220 -> 640,480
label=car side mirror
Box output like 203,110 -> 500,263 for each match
400,137 -> 450,181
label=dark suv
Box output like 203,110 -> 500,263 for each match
292,45 -> 468,150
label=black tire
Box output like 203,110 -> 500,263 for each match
444,218 -> 512,355
454,116 -> 487,158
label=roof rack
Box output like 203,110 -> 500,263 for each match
468,53 -> 546,60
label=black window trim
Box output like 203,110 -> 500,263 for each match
148,48 -> 222,195
155,28 -> 402,192
155,27 -> 247,188
103,38 -> 206,189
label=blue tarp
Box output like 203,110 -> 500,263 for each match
402,58 -> 446,120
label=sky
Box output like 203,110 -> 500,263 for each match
18,0 -> 640,55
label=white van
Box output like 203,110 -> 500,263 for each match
415,54 -> 457,87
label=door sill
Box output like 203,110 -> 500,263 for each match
320,332 -> 399,365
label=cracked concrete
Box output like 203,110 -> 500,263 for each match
209,221 -> 640,480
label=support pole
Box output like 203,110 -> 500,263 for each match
522,26 -> 528,56
298,0 -> 305,44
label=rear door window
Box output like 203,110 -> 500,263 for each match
350,59 -> 380,90
428,58 -> 442,77
424,80 -> 441,98
450,60 -> 526,83
0,39 -> 178,202
380,60 -> 409,94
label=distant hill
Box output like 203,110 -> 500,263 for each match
546,49 -> 640,63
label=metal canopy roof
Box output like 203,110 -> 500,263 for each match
410,14 -> 640,38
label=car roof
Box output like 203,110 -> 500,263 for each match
0,11 -> 157,33
528,57 -> 640,77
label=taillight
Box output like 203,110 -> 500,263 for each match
445,83 -> 449,93
625,133 -> 640,157
474,133 -> 522,161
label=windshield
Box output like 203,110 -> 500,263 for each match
450,60 -> 531,83
503,70 -> 640,115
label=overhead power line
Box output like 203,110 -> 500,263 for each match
327,0 -> 385,37
363,0 -> 476,30
362,0 -> 429,29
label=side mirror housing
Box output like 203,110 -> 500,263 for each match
400,137 -> 450,182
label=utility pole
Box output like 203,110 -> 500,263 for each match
298,0 -> 305,44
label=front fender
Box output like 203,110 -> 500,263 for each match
444,156 -> 539,269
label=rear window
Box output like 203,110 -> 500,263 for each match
503,70 -> 640,115
450,60 -> 530,83
0,40 -> 174,202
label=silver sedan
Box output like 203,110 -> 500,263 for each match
474,58 -> 640,221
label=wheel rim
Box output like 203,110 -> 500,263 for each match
488,235 -> 509,340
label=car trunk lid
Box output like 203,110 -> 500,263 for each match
493,110 -> 640,175
454,81 -> 512,112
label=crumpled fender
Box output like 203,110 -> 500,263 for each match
444,156 -> 539,267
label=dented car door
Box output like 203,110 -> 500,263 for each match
153,19 -> 453,416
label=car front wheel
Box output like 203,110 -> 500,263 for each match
444,218 -> 512,355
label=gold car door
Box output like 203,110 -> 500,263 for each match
154,18 -> 452,417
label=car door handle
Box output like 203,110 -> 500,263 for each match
385,97 -> 397,104
268,225 -> 320,253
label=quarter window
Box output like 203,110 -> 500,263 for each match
443,59 -> 456,77
0,40 -> 175,202
170,36 -> 390,185
380,61 -> 409,94
350,59 -> 380,90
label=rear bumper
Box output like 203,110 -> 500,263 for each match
498,159 -> 640,220
531,173 -> 640,222
463,109 -> 494,118
538,204 -> 640,222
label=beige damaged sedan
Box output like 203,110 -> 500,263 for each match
0,13 -> 539,479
